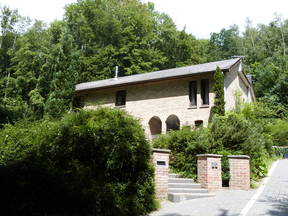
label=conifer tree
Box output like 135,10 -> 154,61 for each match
211,66 -> 225,116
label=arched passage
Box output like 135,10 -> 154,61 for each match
149,116 -> 162,139
166,115 -> 180,132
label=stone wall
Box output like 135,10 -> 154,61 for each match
228,155 -> 250,190
152,148 -> 170,200
79,59 -> 255,139
197,154 -> 222,191
82,74 -> 214,139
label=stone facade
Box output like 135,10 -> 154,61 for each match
152,148 -> 170,200
197,154 -> 222,191
228,155 -> 250,190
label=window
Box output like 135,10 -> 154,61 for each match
195,120 -> 203,128
149,116 -> 162,140
201,79 -> 209,105
189,81 -> 197,106
166,115 -> 180,132
115,90 -> 126,106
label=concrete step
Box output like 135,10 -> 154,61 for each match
168,188 -> 209,194
168,173 -> 180,178
168,178 -> 194,184
168,183 -> 202,189
168,192 -> 215,203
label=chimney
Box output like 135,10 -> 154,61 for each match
114,66 -> 119,80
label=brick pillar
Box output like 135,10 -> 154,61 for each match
152,148 -> 170,199
228,155 -> 250,190
197,154 -> 222,191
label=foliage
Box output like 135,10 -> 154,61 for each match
154,105 -> 275,182
211,66 -> 225,117
249,55 -> 288,109
1,2 -> 288,123
215,149 -> 239,186
0,108 -> 155,215
268,120 -> 288,146
153,127 -> 210,179
210,112 -> 273,180
208,25 -> 242,61
0,1 -> 209,122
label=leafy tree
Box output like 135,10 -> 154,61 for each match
250,55 -> 288,109
208,25 -> 242,61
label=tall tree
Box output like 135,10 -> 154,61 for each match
211,66 -> 225,117
208,25 -> 242,61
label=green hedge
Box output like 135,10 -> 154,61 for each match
153,127 -> 210,179
153,111 -> 274,182
0,107 -> 156,216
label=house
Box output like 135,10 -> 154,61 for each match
75,58 -> 255,139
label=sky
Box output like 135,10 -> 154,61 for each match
1,0 -> 288,39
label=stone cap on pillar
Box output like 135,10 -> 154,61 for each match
228,155 -> 250,159
196,154 -> 222,158
152,148 -> 171,154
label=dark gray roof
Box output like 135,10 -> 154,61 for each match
76,58 -> 241,92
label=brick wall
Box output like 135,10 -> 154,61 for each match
197,154 -> 222,191
152,148 -> 170,200
81,73 -> 215,139
228,155 -> 250,190
78,60 -> 254,139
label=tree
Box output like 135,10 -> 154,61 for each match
211,66 -> 225,117
208,25 -> 242,61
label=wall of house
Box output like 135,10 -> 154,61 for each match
80,61 -> 254,138
224,61 -> 253,111
81,74 -> 214,139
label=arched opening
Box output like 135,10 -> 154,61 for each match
195,120 -> 203,128
149,116 -> 162,139
166,115 -> 180,132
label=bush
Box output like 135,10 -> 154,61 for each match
153,127 -> 210,179
268,120 -> 288,146
153,108 -> 274,182
0,107 -> 155,216
209,112 -> 273,180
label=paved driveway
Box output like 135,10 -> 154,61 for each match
246,159 -> 288,216
150,189 -> 255,216
150,159 -> 288,216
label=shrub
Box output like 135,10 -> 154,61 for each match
209,112 -> 273,180
153,109 -> 275,182
153,127 -> 210,179
268,120 -> 288,146
0,107 -> 155,216
0,119 -> 52,165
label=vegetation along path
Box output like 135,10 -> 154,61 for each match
150,159 -> 288,216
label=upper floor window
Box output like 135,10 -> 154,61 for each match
201,79 -> 209,105
115,90 -> 126,106
189,81 -> 197,106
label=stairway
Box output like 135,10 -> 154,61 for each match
168,173 -> 215,202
